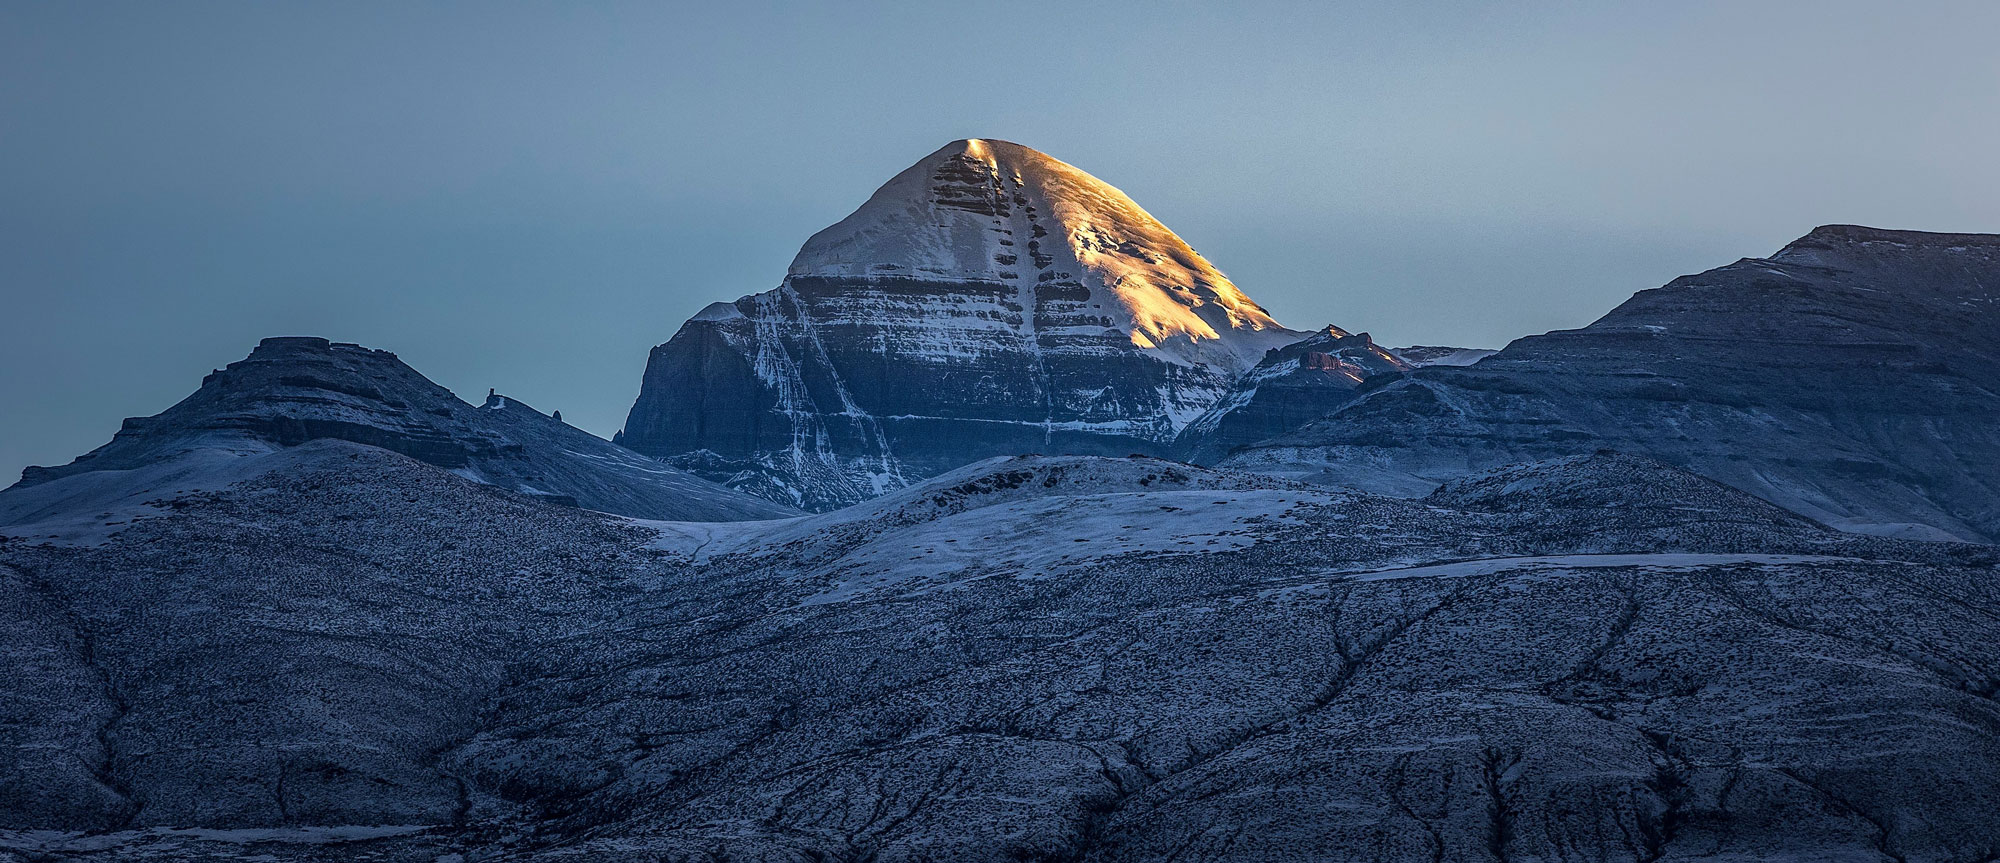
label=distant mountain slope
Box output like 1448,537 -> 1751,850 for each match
1227,226 -> 2000,543
1172,326 -> 1409,464
5,451 -> 1997,861
4,336 -> 796,525
618,139 -> 1316,510
1390,344 -> 1497,366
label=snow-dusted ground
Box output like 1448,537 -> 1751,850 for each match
1336,551 -> 1882,582
0,441 -> 286,546
791,487 -> 1323,605
5,446 -> 1998,862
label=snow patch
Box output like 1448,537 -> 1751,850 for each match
692,301 -> 746,321
795,488 -> 1328,605
0,440 -> 288,545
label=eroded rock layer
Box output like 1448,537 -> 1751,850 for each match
619,139 -> 1306,510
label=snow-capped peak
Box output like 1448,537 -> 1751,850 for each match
788,138 -> 1302,372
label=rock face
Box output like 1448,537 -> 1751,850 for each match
1229,226 -> 2000,542
5,448 -> 1999,861
1173,326 -> 1409,464
619,139 -> 1307,510
6,336 -> 797,524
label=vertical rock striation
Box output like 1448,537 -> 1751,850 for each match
618,139 -> 1310,509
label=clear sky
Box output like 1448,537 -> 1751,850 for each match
5,1 -> 1998,481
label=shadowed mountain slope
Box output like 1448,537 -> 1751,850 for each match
5,336 -> 797,526
1228,225 -> 2000,543
1173,325 -> 1409,464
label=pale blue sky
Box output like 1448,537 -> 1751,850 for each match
5,1 -> 1998,479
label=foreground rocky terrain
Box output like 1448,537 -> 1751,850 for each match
4,443 -> 1997,861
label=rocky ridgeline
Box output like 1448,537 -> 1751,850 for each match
1173,325 -> 1410,464
7,336 -> 795,524
1225,225 -> 2000,542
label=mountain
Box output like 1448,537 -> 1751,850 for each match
618,139 -> 1309,510
1172,325 -> 1409,464
5,449 -> 1997,861
1228,225 -> 2000,542
3,336 -> 796,530
8,122 -> 2000,861
1391,344 -> 1497,366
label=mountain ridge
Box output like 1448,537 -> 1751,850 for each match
6,336 -> 798,524
1226,224 -> 2000,542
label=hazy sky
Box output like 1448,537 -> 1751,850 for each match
5,1 -> 1998,481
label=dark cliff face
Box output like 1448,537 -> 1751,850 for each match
619,282 -> 1233,510
10,336 -> 797,522
1172,326 -> 1410,465
619,140 -> 1309,511
1227,225 -> 2000,542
